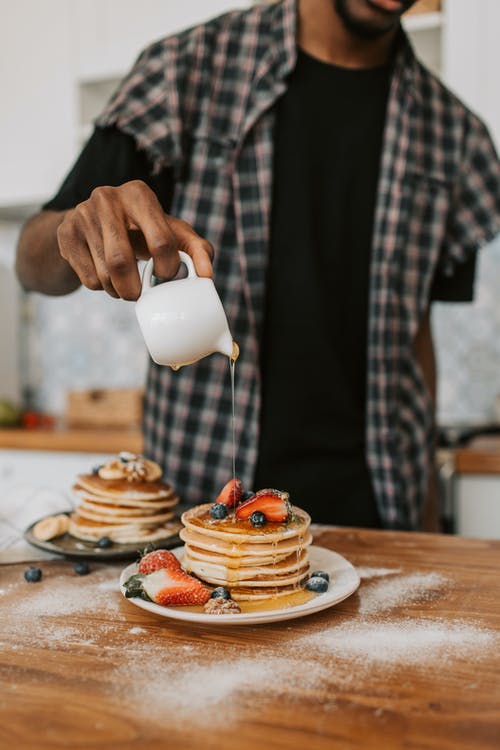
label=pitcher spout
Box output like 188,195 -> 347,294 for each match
216,329 -> 235,358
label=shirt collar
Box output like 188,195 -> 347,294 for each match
273,0 -> 418,97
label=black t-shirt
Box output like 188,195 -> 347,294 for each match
43,125 -> 175,212
254,50 -> 391,525
43,51 -> 476,528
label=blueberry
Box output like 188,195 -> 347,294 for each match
209,503 -> 228,520
241,490 -> 255,501
74,561 -> 90,576
24,566 -> 42,583
305,576 -> 329,593
211,586 -> 230,600
92,465 -> 103,475
250,510 -> 266,527
310,570 -> 330,583
97,536 -> 113,548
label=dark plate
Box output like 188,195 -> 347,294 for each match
24,511 -> 182,561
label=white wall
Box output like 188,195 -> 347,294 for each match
443,0 -> 500,149
0,0 -> 76,207
73,0 -> 252,80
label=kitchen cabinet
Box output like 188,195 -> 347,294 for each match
0,1 -> 76,212
73,0 -> 252,82
451,436 -> 500,538
455,475 -> 500,539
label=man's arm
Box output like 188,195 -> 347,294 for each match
16,209 -> 82,296
413,307 -> 440,532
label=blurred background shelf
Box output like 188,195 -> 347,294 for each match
403,11 -> 442,32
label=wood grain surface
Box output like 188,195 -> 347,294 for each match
1,527 -> 499,750
0,426 -> 143,453
455,436 -> 500,475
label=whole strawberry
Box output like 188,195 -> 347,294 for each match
138,549 -> 182,575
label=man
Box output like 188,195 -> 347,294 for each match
16,0 -> 500,529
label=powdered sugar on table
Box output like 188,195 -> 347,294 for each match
1,557 -> 499,728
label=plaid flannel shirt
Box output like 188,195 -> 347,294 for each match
97,0 -> 500,529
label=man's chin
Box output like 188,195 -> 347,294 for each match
334,0 -> 408,40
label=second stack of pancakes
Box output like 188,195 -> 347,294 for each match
180,501 -> 312,601
69,453 -> 181,544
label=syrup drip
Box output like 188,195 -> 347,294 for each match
229,341 -> 239,523
230,341 -> 239,481
230,361 -> 236,484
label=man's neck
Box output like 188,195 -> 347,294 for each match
298,0 -> 399,68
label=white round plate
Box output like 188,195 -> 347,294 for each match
119,545 -> 360,625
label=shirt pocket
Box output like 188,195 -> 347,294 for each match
170,133 -> 236,227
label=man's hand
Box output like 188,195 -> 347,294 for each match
56,180 -> 214,300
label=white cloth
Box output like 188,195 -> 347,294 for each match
0,485 -> 73,563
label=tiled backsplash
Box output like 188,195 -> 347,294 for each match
22,287 -> 148,414
433,236 -> 500,424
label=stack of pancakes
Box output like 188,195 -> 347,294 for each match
180,503 -> 312,601
68,455 -> 181,544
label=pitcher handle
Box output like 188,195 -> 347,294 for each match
141,251 -> 197,292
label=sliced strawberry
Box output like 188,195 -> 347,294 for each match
142,568 -> 211,606
235,488 -> 291,523
215,478 -> 243,507
138,549 -> 182,575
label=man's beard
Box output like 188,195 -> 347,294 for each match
334,0 -> 415,40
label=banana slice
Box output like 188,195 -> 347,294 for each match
98,456 -> 162,482
142,459 -> 162,481
33,514 -> 70,541
98,459 -> 126,480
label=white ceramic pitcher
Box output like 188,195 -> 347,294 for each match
135,251 -> 234,368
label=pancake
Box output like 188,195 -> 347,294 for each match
76,502 -> 176,526
226,581 -> 310,602
179,526 -> 313,558
77,474 -> 175,501
180,499 -> 311,599
77,499 -> 175,518
67,454 -> 181,545
181,504 -> 311,544
73,485 -> 177,509
182,548 -> 310,584
68,514 -> 182,543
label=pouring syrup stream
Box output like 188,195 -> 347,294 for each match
230,341 -> 239,489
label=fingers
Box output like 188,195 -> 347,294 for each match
125,182 -> 181,280
57,213 -> 105,294
168,217 -> 214,279
74,201 -> 120,298
125,183 -> 214,279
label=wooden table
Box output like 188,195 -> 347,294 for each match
1,528 -> 500,750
